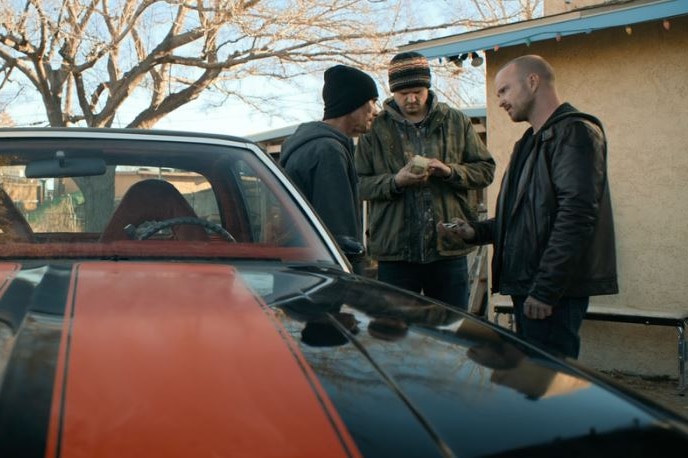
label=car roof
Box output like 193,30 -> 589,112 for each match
0,126 -> 253,144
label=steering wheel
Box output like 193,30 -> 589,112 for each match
135,217 -> 236,242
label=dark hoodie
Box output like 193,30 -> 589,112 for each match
279,121 -> 362,246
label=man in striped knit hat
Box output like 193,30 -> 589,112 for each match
355,51 -> 495,311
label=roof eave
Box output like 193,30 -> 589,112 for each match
400,0 -> 688,58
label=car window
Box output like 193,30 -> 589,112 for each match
0,166 -> 218,235
0,132 -> 336,265
235,159 -> 298,245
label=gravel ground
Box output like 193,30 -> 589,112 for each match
602,370 -> 688,418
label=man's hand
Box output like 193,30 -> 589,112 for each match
436,218 -> 475,242
427,158 -> 452,178
394,160 -> 428,188
523,296 -> 553,320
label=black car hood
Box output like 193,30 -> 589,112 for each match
254,265 -> 688,457
1,260 -> 685,457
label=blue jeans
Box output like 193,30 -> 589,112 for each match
512,295 -> 589,359
377,258 -> 469,310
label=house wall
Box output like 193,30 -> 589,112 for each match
483,16 -> 688,376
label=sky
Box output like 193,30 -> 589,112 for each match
155,74 -> 326,137
153,66 -> 489,138
3,0 -> 496,139
8,76 -> 323,138
8,70 -> 332,139
9,64 -> 488,139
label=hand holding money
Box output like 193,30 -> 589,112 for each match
437,218 -> 475,242
394,155 -> 430,188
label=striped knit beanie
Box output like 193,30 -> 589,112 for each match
388,52 -> 431,93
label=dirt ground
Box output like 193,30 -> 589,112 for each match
602,370 -> 688,418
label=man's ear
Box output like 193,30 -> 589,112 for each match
528,73 -> 540,92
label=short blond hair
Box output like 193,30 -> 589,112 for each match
505,55 -> 555,85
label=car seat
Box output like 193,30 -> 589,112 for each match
100,179 -> 209,242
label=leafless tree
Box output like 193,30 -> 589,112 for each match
0,111 -> 13,126
0,0 -> 537,229
0,0 -> 537,129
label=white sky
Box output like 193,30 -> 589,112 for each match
4,0 -> 496,138
10,71 -> 325,138
155,76 -> 325,137
9,63 -> 487,139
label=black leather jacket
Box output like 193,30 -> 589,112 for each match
473,103 -> 618,305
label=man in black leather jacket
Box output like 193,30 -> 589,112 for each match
439,55 -> 618,358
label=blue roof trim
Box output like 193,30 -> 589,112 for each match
461,107 -> 486,118
403,0 -> 688,59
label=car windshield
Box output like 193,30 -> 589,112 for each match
0,130 -> 336,265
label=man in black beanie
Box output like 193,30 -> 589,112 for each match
279,64 -> 379,275
355,51 -> 495,311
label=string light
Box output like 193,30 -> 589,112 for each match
470,52 -> 484,67
625,25 -> 632,35
555,33 -> 562,42
447,54 -> 469,68
663,19 -> 671,31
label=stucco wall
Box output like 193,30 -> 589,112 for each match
484,16 -> 688,376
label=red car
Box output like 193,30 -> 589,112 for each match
0,128 -> 686,457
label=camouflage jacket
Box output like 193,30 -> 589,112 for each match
356,93 -> 495,262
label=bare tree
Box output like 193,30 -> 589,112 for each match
0,0 -> 535,130
0,0 -> 538,229
0,111 -> 13,126
422,0 -> 542,108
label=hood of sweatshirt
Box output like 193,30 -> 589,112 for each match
279,121 -> 353,167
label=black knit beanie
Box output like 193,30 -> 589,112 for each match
322,65 -> 379,120
388,51 -> 432,93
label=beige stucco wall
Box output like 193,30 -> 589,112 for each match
484,16 -> 688,376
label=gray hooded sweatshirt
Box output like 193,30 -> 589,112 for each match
279,121 -> 362,246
